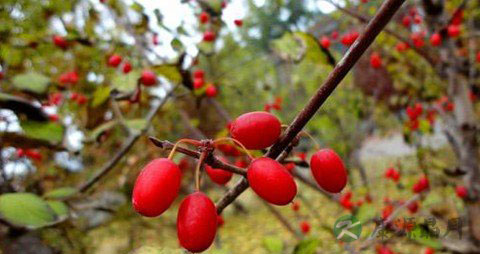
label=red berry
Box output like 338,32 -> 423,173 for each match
391,170 -> 400,182
331,31 -> 339,40
234,158 -> 248,168
76,94 -> 87,105
234,19 -> 243,27
132,158 -> 181,217
430,33 -> 442,46
413,15 -> 422,24
193,69 -> 204,79
48,92 -> 63,106
341,32 -> 358,46
284,162 -> 295,173
407,201 -> 419,214
447,25 -> 460,37
221,1 -> 226,8
230,111 -> 281,150
203,30 -> 216,42
411,32 -> 425,48
0,71 -> 3,79
370,52 -> 382,68
395,42 -> 409,52
52,35 -> 68,49
320,36 -> 331,49
382,204 -> 394,219
451,10 -> 463,25
300,221 -> 311,234
377,245 -> 394,254
456,185 -> 468,199
206,163 -> 233,185
217,215 -> 225,227
177,192 -> 217,252
152,34 -> 158,45
247,157 -> 297,205
193,78 -> 204,89
25,149 -> 42,161
122,61 -> 132,73
310,149 -> 347,193
291,200 -> 300,211
476,52 -> 480,63
16,148 -> 25,157
58,71 -> 79,86
297,152 -> 306,161
402,16 -> 411,27
108,54 -> 122,67
424,247 -> 435,254
412,176 -> 429,193
199,11 -> 210,24
140,70 -> 156,86
49,114 -> 59,122
205,84 -> 218,97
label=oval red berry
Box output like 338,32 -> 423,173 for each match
310,149 -> 347,193
230,111 -> 281,150
206,164 -> 233,185
132,158 -> 181,217
177,192 -> 217,252
247,157 -> 297,205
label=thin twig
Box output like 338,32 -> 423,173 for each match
149,138 -> 247,176
77,89 -> 175,193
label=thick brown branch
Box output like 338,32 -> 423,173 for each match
215,0 -> 406,214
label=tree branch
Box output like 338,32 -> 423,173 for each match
77,89 -> 176,194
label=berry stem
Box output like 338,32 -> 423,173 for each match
195,150 -> 208,191
214,137 -> 254,160
300,131 -> 321,151
167,139 -> 202,160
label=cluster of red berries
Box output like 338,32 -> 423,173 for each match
132,111 -> 348,252
263,96 -> 283,112
405,102 -> 424,131
412,175 -> 429,193
384,167 -> 400,182
339,191 -> 365,210
108,54 -> 156,86
192,69 -> 218,97
58,71 -> 79,86
16,148 -> 42,161
52,35 -> 69,50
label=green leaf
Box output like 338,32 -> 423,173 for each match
293,238 -> 321,254
20,121 -> 64,143
12,72 -> 50,94
152,64 -> 182,84
271,32 -> 306,62
44,187 -> 77,199
112,70 -> 140,93
46,200 -> 69,218
262,236 -> 284,253
126,119 -> 148,131
171,38 -> 184,52
0,193 -> 57,229
91,86 -> 112,107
